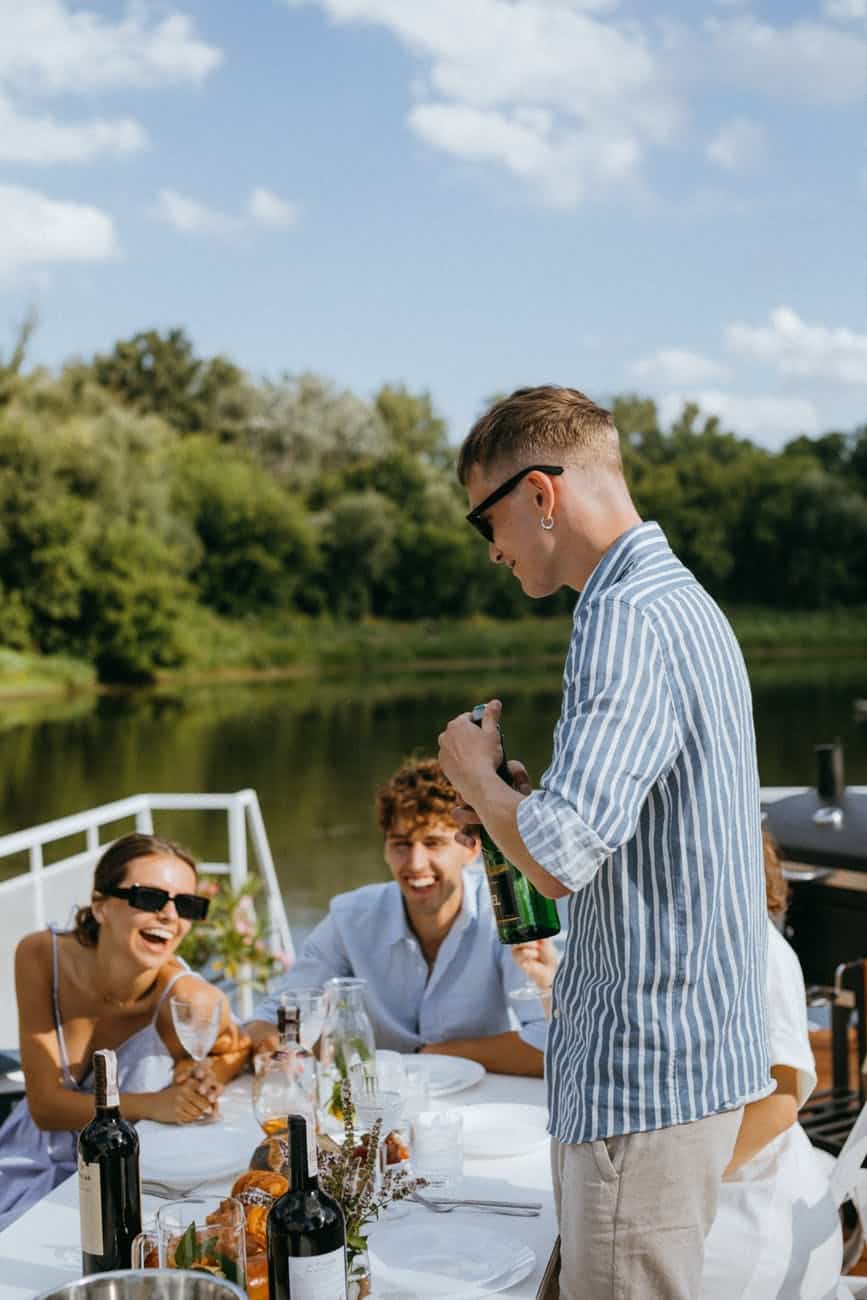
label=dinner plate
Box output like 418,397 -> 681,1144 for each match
402,1053 -> 486,1096
137,1105 -> 261,1184
457,1102 -> 550,1158
368,1216 -> 535,1297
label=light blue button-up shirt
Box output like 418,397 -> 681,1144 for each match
254,868 -> 547,1055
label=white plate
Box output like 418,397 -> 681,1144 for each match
138,1105 -> 261,1184
402,1054 -> 486,1097
368,1216 -> 535,1297
458,1103 -> 550,1159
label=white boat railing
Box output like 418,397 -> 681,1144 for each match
0,789 -> 293,1044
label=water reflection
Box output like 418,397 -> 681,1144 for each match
1,660 -> 865,925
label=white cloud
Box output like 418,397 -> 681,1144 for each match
824,0 -> 867,18
658,390 -> 819,448
152,189 -> 239,236
697,15 -> 867,105
153,187 -> 301,236
631,348 -> 729,386
246,187 -> 299,229
0,94 -> 146,164
706,117 -> 765,171
0,184 -> 119,274
0,0 -> 222,96
726,306 -> 867,386
285,0 -> 678,207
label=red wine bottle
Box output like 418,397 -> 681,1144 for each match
77,1048 -> 142,1273
267,1112 -> 348,1299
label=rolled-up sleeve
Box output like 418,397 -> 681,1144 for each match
517,597 -> 681,893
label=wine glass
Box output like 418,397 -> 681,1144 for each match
170,997 -> 221,1065
348,1062 -> 406,1207
508,937 -> 558,1007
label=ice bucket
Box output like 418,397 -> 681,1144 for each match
34,1271 -> 248,1300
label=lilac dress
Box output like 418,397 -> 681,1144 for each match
0,928 -> 190,1231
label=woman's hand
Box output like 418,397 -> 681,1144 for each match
511,938 -> 559,994
147,1072 -> 222,1125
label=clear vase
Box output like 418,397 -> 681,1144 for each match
318,977 -> 376,1135
347,1246 -> 372,1300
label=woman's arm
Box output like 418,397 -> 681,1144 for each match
15,934 -> 214,1129
723,1064 -> 800,1177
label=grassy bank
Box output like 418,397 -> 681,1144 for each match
1,607 -> 866,699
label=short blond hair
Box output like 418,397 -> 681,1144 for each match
457,385 -> 621,485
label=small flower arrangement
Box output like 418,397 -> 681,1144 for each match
318,1079 -> 421,1277
178,874 -> 292,992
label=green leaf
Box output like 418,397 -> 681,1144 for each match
175,1220 -> 198,1270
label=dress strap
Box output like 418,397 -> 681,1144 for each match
48,925 -> 75,1089
151,958 -> 201,1023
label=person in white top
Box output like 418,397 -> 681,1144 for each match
513,831 -> 843,1299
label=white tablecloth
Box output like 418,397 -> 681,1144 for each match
0,1070 -> 556,1299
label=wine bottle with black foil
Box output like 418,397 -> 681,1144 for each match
77,1048 -> 142,1273
267,1113 -> 348,1300
471,702 -> 561,945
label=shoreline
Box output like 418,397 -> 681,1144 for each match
1,643 -> 866,705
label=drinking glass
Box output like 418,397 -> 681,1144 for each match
410,1110 -> 464,1193
252,1049 -> 315,1137
318,977 -> 375,1133
278,987 -> 325,1050
156,1195 -> 246,1286
130,1227 -> 158,1268
349,1062 -> 409,1219
170,996 -> 221,1063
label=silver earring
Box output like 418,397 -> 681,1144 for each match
540,515 -> 554,531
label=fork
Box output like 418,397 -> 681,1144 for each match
141,1177 -> 215,1200
410,1193 -> 539,1217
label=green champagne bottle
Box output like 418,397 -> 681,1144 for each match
470,703 -> 561,945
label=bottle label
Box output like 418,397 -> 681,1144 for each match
287,1245 -> 347,1298
78,1156 -> 104,1255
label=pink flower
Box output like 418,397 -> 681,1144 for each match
200,879 -> 220,898
232,895 -> 257,939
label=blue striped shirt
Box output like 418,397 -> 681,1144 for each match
516,522 -> 771,1145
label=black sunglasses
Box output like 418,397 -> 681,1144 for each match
103,883 -> 210,922
465,465 -> 564,543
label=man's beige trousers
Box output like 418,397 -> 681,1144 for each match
552,1108 -> 743,1300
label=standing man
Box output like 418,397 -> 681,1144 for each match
438,386 -> 770,1300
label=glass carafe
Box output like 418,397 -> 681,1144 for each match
318,977 -> 375,1133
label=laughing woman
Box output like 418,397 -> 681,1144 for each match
0,833 -> 249,1229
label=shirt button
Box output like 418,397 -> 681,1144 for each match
552,1008 -> 561,1020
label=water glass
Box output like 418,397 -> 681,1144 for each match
170,996 -> 221,1062
410,1109 -> 464,1193
278,987 -> 325,1051
130,1226 -> 158,1268
156,1195 -> 247,1286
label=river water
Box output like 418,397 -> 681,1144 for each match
1,658 -> 865,931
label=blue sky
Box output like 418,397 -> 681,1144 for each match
1,0 -> 866,449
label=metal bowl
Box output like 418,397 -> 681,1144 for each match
34,1270 -> 248,1300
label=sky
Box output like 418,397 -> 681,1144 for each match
1,0 -> 866,450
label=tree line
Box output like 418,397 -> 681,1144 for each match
0,326 -> 865,682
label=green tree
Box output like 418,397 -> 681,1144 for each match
93,328 -> 252,440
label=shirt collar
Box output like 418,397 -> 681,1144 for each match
386,868 -> 481,947
575,520 -> 669,616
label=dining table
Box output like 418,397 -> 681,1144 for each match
0,1064 -> 559,1300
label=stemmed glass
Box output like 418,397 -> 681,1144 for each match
170,996 -> 221,1102
348,1060 -> 408,1217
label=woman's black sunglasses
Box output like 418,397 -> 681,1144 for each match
103,883 -> 210,922
465,464 -> 564,543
